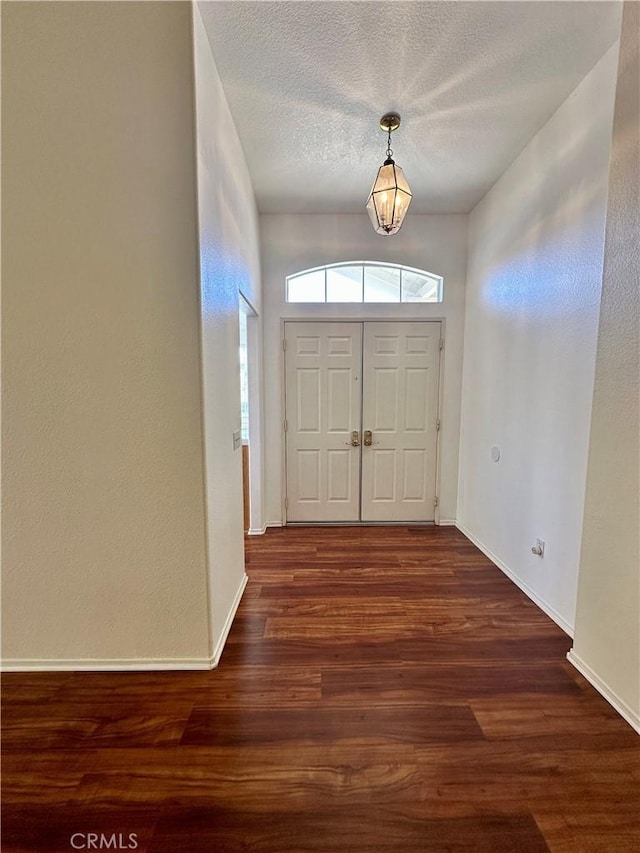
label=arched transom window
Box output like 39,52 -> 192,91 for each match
286,261 -> 443,304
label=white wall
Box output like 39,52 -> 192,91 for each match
457,41 -> 621,634
260,213 -> 468,525
193,5 -> 263,656
570,2 -> 639,731
2,2 -> 211,666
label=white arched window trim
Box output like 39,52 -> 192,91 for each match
285,261 -> 443,304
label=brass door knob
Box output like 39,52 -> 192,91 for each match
363,430 -> 373,446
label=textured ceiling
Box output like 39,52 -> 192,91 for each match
198,1 -> 622,214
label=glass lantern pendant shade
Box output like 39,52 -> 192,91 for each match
366,158 -> 412,235
366,112 -> 412,236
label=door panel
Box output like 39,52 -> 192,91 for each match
296,450 -> 320,501
285,323 -> 362,522
296,369 -> 321,431
361,322 -> 440,522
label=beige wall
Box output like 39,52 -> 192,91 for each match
457,42 -> 620,635
570,2 -> 640,731
192,4 -> 262,658
2,2 -> 211,666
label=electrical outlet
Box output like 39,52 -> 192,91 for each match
531,538 -> 545,557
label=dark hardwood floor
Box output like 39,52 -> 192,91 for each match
2,526 -> 639,852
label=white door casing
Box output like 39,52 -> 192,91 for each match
284,320 -> 441,523
361,322 -> 441,522
284,322 -> 362,522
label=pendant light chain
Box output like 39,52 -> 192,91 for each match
386,128 -> 393,161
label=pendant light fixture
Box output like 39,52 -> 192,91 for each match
366,112 -> 412,236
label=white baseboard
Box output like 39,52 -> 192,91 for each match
456,521 -> 574,637
1,657 -> 213,672
438,519 -> 457,526
567,650 -> 640,734
248,524 -> 267,536
211,573 -> 248,666
266,521 -> 283,528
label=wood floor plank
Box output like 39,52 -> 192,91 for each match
320,661 -> 581,704
181,704 -> 484,746
0,805 -> 159,853
1,672 -> 75,706
1,701 -> 193,750
68,762 -> 428,812
148,807 -> 551,853
470,693 -> 640,741
534,807 -> 640,853
172,664 -> 322,707
2,525 -> 638,852
245,595 -> 408,617
264,614 -> 436,641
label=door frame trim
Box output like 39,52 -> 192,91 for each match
281,318 -> 446,526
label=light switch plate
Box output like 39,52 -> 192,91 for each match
233,430 -> 242,451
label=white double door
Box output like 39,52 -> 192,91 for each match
284,321 -> 441,523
